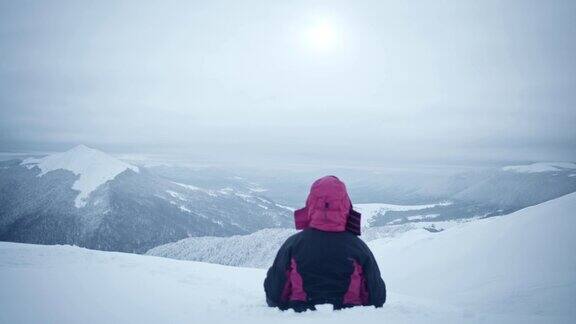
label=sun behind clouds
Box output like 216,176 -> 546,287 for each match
304,18 -> 340,53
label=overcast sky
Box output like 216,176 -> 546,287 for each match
0,0 -> 574,166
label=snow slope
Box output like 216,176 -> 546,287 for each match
371,192 -> 576,320
1,193 -> 575,323
502,162 -> 576,173
21,145 -> 139,207
0,242 -> 467,324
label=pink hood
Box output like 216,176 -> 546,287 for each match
294,176 -> 361,234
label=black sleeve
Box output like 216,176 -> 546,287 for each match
263,236 -> 294,308
359,241 -> 387,307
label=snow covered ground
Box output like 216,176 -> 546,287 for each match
1,193 -> 575,323
0,242 -> 466,324
371,192 -> 576,322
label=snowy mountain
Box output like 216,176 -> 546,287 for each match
452,162 -> 576,208
354,202 -> 452,227
2,146 -> 575,254
502,162 -> 576,173
224,162 -> 576,226
21,144 -> 140,207
0,145 -> 292,253
2,192 -> 574,323
368,162 -> 576,225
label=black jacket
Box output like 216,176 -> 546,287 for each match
264,228 -> 386,311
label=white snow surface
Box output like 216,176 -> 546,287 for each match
0,242 -> 467,324
21,145 -> 139,207
502,162 -> 576,173
370,192 -> 576,321
1,193 -> 575,323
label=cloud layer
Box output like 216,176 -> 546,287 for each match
1,0 -> 575,165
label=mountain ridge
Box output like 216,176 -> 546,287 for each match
0,146 -> 292,252
21,145 -> 139,207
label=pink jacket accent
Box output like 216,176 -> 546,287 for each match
281,258 -> 307,302
343,259 -> 370,305
294,176 -> 352,233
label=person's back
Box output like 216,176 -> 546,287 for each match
264,176 -> 386,312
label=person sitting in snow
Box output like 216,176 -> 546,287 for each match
264,175 -> 387,312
